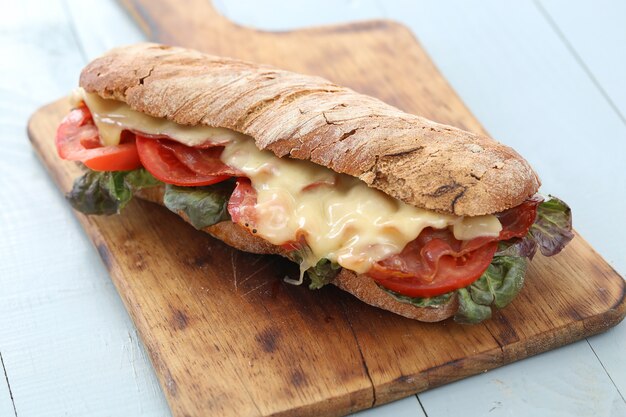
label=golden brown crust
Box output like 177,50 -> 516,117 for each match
81,43 -> 540,216
135,187 -> 456,322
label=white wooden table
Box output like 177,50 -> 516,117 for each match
1,1 -> 625,416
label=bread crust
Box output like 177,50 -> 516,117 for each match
81,43 -> 540,216
135,187 -> 457,322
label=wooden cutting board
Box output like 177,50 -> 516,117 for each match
27,1 -> 625,416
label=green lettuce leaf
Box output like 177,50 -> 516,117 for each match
455,288 -> 492,324
377,255 -> 526,323
67,169 -> 159,215
124,168 -> 162,189
163,182 -> 233,229
454,255 -> 527,323
306,258 -> 341,289
530,196 -> 574,256
470,256 -> 527,308
373,195 -> 573,324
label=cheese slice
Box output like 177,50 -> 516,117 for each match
78,90 -> 503,275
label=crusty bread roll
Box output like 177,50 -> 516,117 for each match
81,43 -> 539,216
80,43 -> 540,322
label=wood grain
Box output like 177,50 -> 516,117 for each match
26,1 -> 626,416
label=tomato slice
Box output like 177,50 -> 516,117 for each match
369,197 -> 541,298
227,178 -> 258,229
135,135 -> 231,186
56,108 -> 141,171
369,228 -> 498,297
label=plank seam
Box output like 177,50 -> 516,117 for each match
534,0 -> 626,128
585,339 -> 626,404
416,395 -> 429,417
60,0 -> 89,63
0,352 -> 18,417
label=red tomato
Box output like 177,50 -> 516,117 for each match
135,136 -> 231,186
369,198 -> 541,298
56,108 -> 141,171
227,178 -> 258,229
369,228 -> 498,297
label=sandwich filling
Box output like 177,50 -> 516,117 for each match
79,90 -> 502,275
56,90 -> 574,323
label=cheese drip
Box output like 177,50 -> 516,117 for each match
81,89 -> 246,146
79,91 -> 503,275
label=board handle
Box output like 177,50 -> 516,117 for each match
120,0 -> 405,56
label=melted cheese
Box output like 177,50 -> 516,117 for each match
81,90 -> 245,146
79,91 -> 503,275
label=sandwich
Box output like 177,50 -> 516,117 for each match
55,43 -> 574,323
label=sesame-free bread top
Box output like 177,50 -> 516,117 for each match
81,43 -> 540,216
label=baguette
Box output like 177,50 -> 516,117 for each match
81,43 -> 539,216
55,43 -> 569,324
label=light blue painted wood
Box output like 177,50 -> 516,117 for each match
588,326 -> 626,405
539,0 -> 626,121
64,0 -> 145,60
0,357 -> 16,417
351,396 -> 425,417
214,0 -> 384,31
419,342 -> 626,417
376,0 -> 626,276
0,0 -> 169,416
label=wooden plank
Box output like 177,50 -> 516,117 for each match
0,1 -> 170,416
23,1 -> 625,416
538,0 -> 626,122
